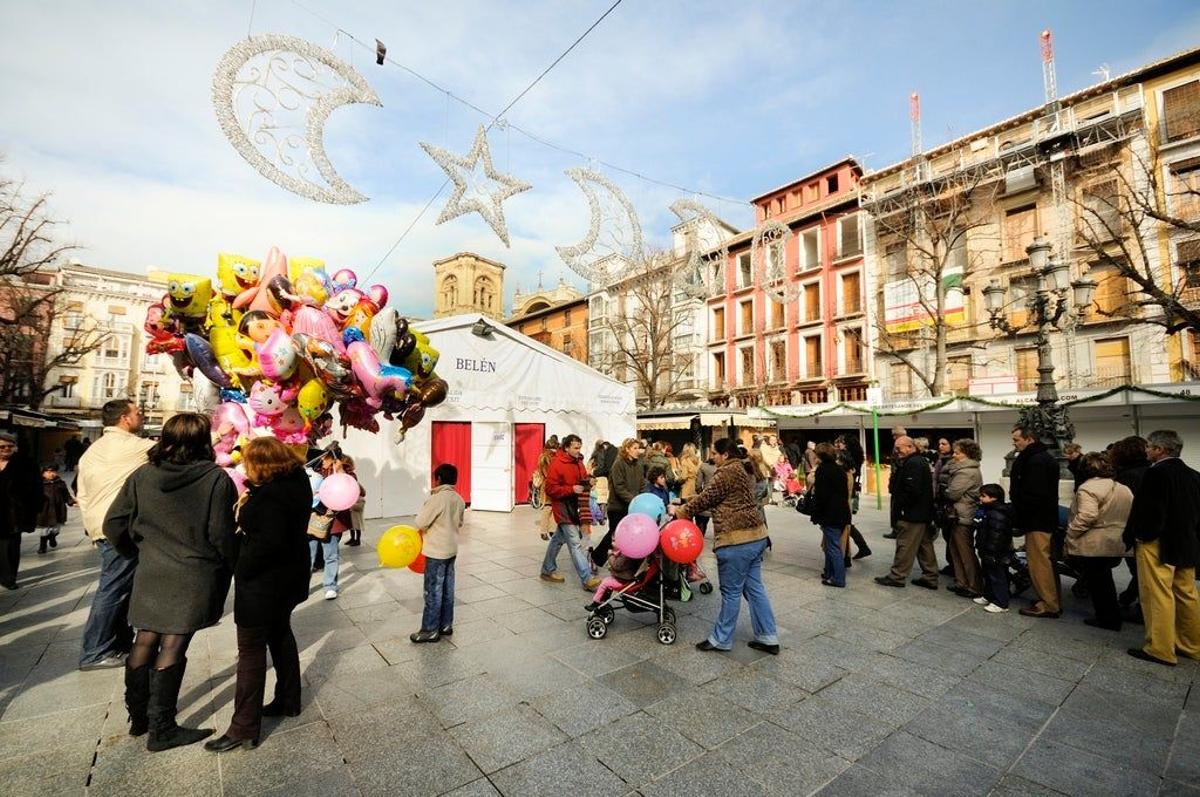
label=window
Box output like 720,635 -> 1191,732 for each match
800,228 -> 821,270
740,347 -> 756,385
739,300 -> 754,335
803,335 -> 823,379
1078,179 -> 1120,239
826,174 -> 839,194
803,282 -> 821,323
770,300 -> 785,330
843,329 -> 864,374
1003,205 -> 1039,262
889,364 -> 913,399
59,377 -> 76,399
1016,347 -> 1039,392
1163,81 -> 1200,143
589,295 -> 607,326
1094,337 -> 1132,387
1087,264 -> 1131,320
138,381 -> 160,408
96,372 -> 123,401
107,305 -> 126,316
711,307 -> 726,340
473,277 -> 496,310
805,182 -> 819,203
837,214 -> 861,258
776,197 -> 786,215
886,242 -> 907,277
737,252 -> 753,288
840,272 -> 862,315
712,352 -> 725,389
440,275 -> 458,309
947,356 -> 973,395
1169,161 -> 1200,221
564,307 -> 572,325
769,340 -> 787,382
1008,275 -> 1038,329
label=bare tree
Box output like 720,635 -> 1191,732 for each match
1,171 -> 77,314
866,168 -> 1001,396
594,250 -> 697,409
1073,144 -> 1200,334
0,281 -> 108,410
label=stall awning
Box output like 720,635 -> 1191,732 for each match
638,416 -> 693,431
0,407 -> 81,430
636,411 -> 773,431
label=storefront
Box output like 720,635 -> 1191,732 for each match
339,314 -> 636,518
636,409 -> 774,457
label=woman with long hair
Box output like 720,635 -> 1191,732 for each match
670,439 -> 778,654
104,413 -> 237,752
206,437 -> 312,751
591,438 -> 644,566
677,443 -> 701,501
834,434 -> 871,562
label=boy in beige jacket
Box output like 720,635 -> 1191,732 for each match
410,463 -> 466,643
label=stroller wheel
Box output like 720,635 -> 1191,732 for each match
698,581 -> 713,595
587,617 -> 608,639
663,606 -> 677,626
657,623 -> 677,645
599,605 -> 615,625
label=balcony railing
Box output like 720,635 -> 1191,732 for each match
1091,365 -> 1133,388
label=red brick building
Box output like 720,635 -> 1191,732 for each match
706,158 -> 870,409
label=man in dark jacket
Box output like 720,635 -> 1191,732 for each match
876,436 -> 939,589
1008,425 -> 1062,618
1124,429 -> 1200,666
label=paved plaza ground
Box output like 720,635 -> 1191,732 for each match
0,499 -> 1197,796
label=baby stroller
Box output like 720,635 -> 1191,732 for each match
781,476 -> 805,509
585,553 -> 679,645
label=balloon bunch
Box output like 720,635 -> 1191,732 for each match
143,247 -> 449,460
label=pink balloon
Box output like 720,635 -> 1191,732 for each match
319,472 -> 360,512
347,339 -> 408,408
368,284 -> 388,308
331,268 -> 357,289
225,467 -> 247,496
614,513 -> 660,559
292,305 -> 345,353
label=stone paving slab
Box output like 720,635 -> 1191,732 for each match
0,502 -> 1197,795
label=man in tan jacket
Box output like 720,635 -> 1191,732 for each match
77,399 -> 154,670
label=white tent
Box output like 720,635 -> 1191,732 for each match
337,313 -> 636,519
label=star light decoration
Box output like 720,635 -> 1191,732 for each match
212,34 -> 382,204
420,125 -> 531,247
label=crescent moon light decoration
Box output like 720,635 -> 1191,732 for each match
755,219 -> 800,304
212,34 -> 381,204
420,124 -> 531,247
556,168 -> 644,285
670,199 -> 729,300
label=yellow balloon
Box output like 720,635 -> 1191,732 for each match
377,525 -> 422,569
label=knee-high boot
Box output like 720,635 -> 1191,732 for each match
146,659 -> 213,752
124,663 -> 150,737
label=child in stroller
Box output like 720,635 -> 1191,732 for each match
584,550 -> 679,645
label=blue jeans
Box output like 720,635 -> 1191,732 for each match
541,523 -> 592,585
981,555 -> 1010,609
79,540 -> 137,666
421,556 -> 456,632
709,538 -> 778,650
821,525 -> 846,587
310,535 -> 340,592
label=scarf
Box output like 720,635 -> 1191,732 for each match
577,488 -> 593,534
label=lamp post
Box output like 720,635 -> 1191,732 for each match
982,237 -> 1097,469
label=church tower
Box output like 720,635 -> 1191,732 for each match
432,252 -> 506,319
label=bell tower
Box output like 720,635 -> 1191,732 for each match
432,252 -> 506,319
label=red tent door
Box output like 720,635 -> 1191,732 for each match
430,421 -> 472,505
513,423 -> 545,504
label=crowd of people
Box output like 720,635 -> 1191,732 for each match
2,407 -> 1198,760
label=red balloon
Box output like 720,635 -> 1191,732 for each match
408,553 -> 427,574
660,519 -> 704,564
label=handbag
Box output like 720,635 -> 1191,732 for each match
307,512 -> 333,541
794,490 -> 812,516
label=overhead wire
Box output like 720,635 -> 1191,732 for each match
282,0 -> 748,278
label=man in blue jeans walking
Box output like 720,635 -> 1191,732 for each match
540,434 -> 602,592
76,400 -> 153,670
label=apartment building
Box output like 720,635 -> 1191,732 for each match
862,46 -> 1200,401
706,158 -> 870,409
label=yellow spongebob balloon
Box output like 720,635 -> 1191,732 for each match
164,274 -> 212,324
206,293 -> 242,332
216,253 -> 262,298
402,331 -> 440,381
209,326 -> 257,385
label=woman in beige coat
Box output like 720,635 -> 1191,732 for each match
1065,452 -> 1134,632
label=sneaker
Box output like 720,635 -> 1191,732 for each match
583,577 -> 602,591
324,589 -> 338,600
540,572 -> 565,583
972,596 -> 990,606
983,603 -> 1009,614
79,653 -> 127,671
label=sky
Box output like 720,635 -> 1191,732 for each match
1,0 -> 1197,319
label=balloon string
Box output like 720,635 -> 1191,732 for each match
246,0 -> 256,39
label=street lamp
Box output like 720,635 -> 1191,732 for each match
983,236 -> 1098,468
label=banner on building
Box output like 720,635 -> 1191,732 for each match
883,265 -> 965,333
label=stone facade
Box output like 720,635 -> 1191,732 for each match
432,253 -> 506,319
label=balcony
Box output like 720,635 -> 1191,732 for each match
45,394 -> 82,409
796,386 -> 829,404
1090,364 -> 1133,389
837,384 -> 869,403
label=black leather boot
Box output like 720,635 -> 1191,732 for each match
125,663 -> 150,736
146,659 -> 213,752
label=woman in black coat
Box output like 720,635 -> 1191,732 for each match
1111,436 -> 1151,609
808,443 -> 851,588
206,437 -> 312,752
104,413 -> 238,753
0,431 -> 43,590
